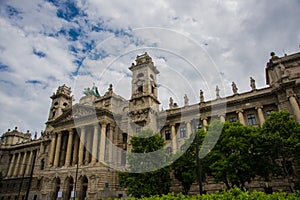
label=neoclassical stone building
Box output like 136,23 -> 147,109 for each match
1,51 -> 300,199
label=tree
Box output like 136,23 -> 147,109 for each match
119,129 -> 171,198
260,111 -> 300,192
201,121 -> 264,190
172,130 -> 206,194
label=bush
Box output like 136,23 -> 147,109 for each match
124,187 -> 300,200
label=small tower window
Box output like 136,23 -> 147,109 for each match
137,73 -> 144,78
138,85 -> 143,93
52,111 -> 56,118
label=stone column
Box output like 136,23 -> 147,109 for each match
19,152 -> 27,177
72,134 -> 79,166
171,124 -> 177,154
65,129 -> 74,167
25,151 -> 33,176
7,153 -> 16,177
108,125 -> 114,163
85,130 -> 92,164
54,132 -> 62,167
78,127 -> 86,165
92,124 -> 99,164
48,133 -> 57,166
237,110 -> 246,125
256,106 -> 265,125
288,94 -> 300,122
219,114 -> 226,122
13,153 -> 21,177
186,121 -> 192,138
100,123 -> 107,162
202,118 -> 208,131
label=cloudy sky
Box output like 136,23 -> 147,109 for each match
0,0 -> 299,136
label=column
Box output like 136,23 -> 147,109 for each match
19,152 -> 27,177
13,153 -> 21,177
237,110 -> 246,125
72,133 -> 79,166
78,127 -> 86,165
171,124 -> 177,154
54,132 -> 62,167
108,125 -> 114,163
65,129 -> 74,167
186,121 -> 192,138
100,123 -> 107,162
202,118 -> 208,131
48,133 -> 57,166
256,106 -> 265,125
7,153 -> 16,177
289,94 -> 300,122
92,124 -> 99,164
85,130 -> 92,164
219,114 -> 226,122
25,151 -> 33,176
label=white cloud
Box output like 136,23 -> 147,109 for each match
0,0 -> 299,135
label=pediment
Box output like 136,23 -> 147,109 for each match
50,104 -> 96,125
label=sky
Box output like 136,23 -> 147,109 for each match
0,0 -> 299,136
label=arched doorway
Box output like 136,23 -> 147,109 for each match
63,176 -> 74,200
79,175 -> 88,200
52,177 -> 61,200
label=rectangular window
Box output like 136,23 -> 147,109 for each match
229,117 -> 237,122
266,110 -> 274,118
136,127 -> 141,133
165,130 -> 171,140
247,114 -> 257,125
179,127 -> 186,138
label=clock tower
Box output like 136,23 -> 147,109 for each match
129,53 -> 160,132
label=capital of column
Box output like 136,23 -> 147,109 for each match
236,110 -> 244,114
255,105 -> 263,110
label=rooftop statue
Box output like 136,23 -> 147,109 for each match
83,84 -> 100,97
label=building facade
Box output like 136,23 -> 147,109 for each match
1,51 -> 300,199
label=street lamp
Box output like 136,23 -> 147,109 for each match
194,119 -> 203,195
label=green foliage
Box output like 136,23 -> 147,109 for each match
119,129 -> 171,198
172,130 -> 206,194
201,121 -> 264,189
124,187 -> 300,200
259,111 -> 300,191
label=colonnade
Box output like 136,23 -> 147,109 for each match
169,103 -> 299,153
6,150 -> 35,178
48,122 -> 115,168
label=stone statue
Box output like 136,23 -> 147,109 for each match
232,81 -> 238,95
105,84 -> 113,96
200,89 -> 204,103
250,77 -> 256,91
169,97 -> 174,109
184,94 -> 189,106
216,85 -> 220,99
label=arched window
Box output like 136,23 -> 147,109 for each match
137,73 -> 144,78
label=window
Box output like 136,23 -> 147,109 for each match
40,159 -> 45,170
266,110 -> 274,118
122,133 -> 128,143
179,127 -> 186,138
166,147 -> 172,154
137,85 -> 143,93
165,130 -> 171,140
137,73 -> 144,78
229,117 -> 237,122
180,145 -> 186,152
136,127 -> 141,133
197,123 -> 203,129
247,114 -> 257,125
